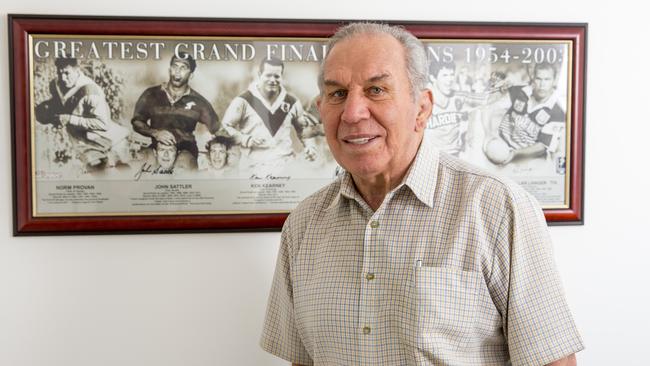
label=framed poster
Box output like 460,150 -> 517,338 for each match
9,15 -> 587,235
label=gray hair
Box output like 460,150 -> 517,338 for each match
318,22 -> 429,99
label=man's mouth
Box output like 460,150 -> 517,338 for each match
343,136 -> 378,145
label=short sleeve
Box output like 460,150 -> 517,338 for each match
221,97 -> 248,144
496,190 -> 584,365
260,222 -> 313,365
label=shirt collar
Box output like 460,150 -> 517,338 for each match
162,83 -> 192,104
401,134 -> 439,208
324,172 -> 359,212
524,85 -> 561,111
326,135 -> 439,211
248,82 -> 287,113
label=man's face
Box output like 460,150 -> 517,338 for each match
168,60 -> 192,88
258,64 -> 283,97
434,67 -> 455,96
318,34 -> 432,181
154,144 -> 178,169
227,145 -> 242,167
57,65 -> 80,89
532,67 -> 556,101
209,143 -> 228,170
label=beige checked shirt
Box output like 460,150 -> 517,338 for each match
261,137 -> 583,365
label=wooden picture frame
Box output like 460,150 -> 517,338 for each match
9,15 -> 587,235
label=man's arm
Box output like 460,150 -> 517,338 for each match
290,103 -> 320,161
546,353 -> 577,366
131,90 -> 176,145
221,97 -> 258,147
199,97 -> 221,134
59,92 -> 111,131
132,118 -> 176,146
509,141 -> 547,161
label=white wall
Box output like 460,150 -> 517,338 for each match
1,1 -> 649,365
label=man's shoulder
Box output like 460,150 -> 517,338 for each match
237,89 -> 257,103
283,91 -> 299,105
507,84 -> 530,97
187,88 -> 212,105
138,85 -> 164,98
283,178 -> 342,235
76,78 -> 104,97
437,153 -> 533,207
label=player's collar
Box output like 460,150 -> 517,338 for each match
162,82 -> 192,104
524,85 -> 560,111
248,82 -> 287,113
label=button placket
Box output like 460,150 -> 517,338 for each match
360,213 -> 381,342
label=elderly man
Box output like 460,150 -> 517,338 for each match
261,23 -> 583,366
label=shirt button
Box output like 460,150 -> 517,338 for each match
362,326 -> 371,335
370,220 -> 379,229
366,272 -> 375,281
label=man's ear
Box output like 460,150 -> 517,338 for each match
415,88 -> 433,132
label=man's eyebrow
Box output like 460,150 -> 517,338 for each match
323,73 -> 392,88
367,73 -> 392,83
323,79 -> 343,88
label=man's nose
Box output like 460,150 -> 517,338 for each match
341,92 -> 370,124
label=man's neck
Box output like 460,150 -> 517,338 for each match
351,135 -> 424,211
432,83 -> 452,107
57,80 -> 73,95
165,83 -> 190,102
352,173 -> 400,211
351,158 -> 416,211
257,85 -> 280,105
532,94 -> 551,107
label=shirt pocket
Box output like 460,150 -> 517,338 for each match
414,265 -> 483,349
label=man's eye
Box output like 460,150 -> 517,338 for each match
368,86 -> 384,95
329,90 -> 347,99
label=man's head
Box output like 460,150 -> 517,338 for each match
317,23 -> 432,182
168,52 -> 196,88
227,144 -> 242,168
257,57 -> 285,99
531,62 -> 557,102
152,140 -> 178,170
429,61 -> 456,96
205,134 -> 235,170
318,23 -> 429,100
55,57 -> 82,90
